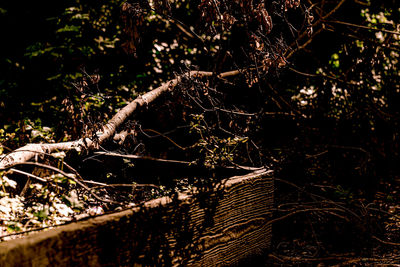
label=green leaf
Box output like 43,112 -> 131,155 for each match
34,209 -> 49,221
56,25 -> 81,33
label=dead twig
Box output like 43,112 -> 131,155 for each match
326,20 -> 400,36
93,151 -> 193,165
11,162 -> 117,204
268,207 -> 348,225
269,253 -> 388,264
84,180 -> 159,189
8,168 -> 47,183
372,235 -> 400,246
286,0 -> 348,59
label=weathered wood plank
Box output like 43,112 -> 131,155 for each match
0,169 -> 273,266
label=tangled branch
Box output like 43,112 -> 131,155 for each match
0,70 -> 244,170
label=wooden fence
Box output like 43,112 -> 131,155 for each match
0,168 -> 273,266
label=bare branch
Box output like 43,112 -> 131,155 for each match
0,70 -> 244,169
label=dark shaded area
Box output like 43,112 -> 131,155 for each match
0,0 -> 400,264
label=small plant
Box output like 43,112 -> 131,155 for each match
190,114 -> 248,168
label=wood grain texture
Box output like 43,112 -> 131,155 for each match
0,169 -> 273,266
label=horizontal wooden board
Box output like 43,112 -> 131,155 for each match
0,169 -> 273,266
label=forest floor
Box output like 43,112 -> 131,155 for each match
255,176 -> 400,266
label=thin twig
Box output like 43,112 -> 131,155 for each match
140,128 -> 192,151
268,208 -> 347,225
286,0 -> 348,59
9,168 -> 47,183
269,253 -> 387,263
11,162 -> 117,204
372,235 -> 400,246
84,180 -> 159,189
93,151 -> 193,165
274,178 -> 363,221
326,20 -> 400,35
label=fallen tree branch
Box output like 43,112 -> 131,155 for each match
0,70 -> 242,170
